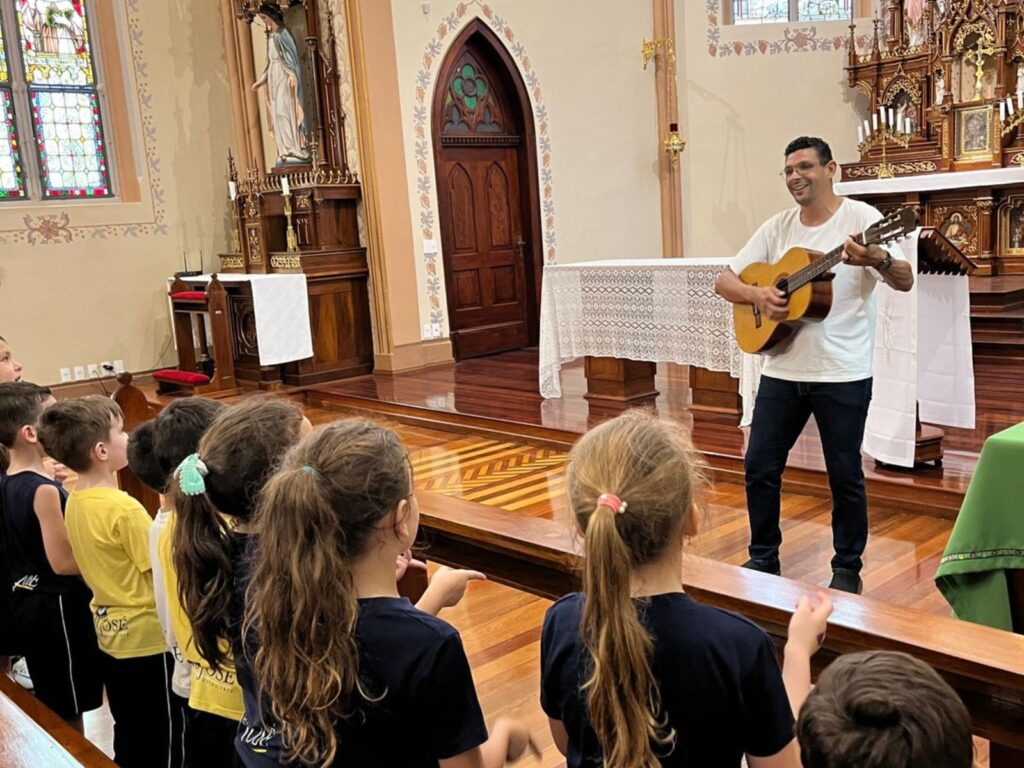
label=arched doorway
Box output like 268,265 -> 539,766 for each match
432,20 -> 543,360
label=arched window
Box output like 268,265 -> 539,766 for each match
729,0 -> 854,25
0,0 -> 111,201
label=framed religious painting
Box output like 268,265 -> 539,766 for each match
955,105 -> 993,161
1000,195 -> 1024,257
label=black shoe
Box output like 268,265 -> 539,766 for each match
829,569 -> 863,594
741,558 -> 781,576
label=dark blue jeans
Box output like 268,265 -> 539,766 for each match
745,375 -> 873,573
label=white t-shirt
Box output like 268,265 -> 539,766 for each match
730,197 -> 899,383
150,508 -> 191,698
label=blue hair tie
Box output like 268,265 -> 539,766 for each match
175,453 -> 209,496
301,465 -> 319,478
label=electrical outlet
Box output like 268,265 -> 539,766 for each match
113,359 -> 125,374
423,323 -> 433,339
73,366 -> 86,381
87,363 -> 99,379
421,2 -> 431,15
431,323 -> 442,338
59,367 -> 72,383
100,360 -> 113,375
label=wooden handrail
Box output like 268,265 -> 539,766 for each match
416,490 -> 1024,758
0,674 -> 116,767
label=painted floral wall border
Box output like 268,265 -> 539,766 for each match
414,0 -> 558,326
706,0 -> 871,58
0,0 -> 165,246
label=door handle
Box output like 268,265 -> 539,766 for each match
515,238 -> 526,257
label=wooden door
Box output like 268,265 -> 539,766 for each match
438,145 -> 529,358
433,23 -> 542,360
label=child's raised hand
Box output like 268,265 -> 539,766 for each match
786,590 -> 833,659
416,566 -> 486,615
395,549 -> 428,582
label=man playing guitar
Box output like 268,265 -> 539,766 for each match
714,136 -> 914,594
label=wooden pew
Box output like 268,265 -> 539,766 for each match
112,373 -> 159,516
415,490 -> 1024,766
0,674 -> 115,768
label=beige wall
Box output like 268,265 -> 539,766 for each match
677,3 -> 872,257
0,1 -> 233,384
389,0 -> 663,336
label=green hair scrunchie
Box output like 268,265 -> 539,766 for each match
175,453 -> 209,496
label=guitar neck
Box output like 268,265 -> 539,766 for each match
785,234 -> 866,293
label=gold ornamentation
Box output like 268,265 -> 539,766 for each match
854,80 -> 873,99
943,125 -> 951,158
977,198 -> 995,214
664,126 -> 686,166
271,254 -> 302,270
881,73 -> 923,106
953,22 -> 996,57
220,255 -> 244,270
845,161 -> 938,178
956,105 -> 995,160
296,194 -> 311,211
247,227 -> 262,264
641,38 -> 674,70
1010,152 -> 1024,165
283,192 -> 299,253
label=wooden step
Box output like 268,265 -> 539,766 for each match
970,309 -> 1024,334
969,275 -> 1024,310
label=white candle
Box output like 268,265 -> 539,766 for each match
228,180 -> 237,201
888,108 -> 895,127
879,106 -> 887,125
1008,96 -> 1015,116
1001,100 -> 1007,122
858,125 -> 864,144
863,118 -> 871,138
905,117 -> 911,135
872,113 -> 878,131
1018,91 -> 1023,110
281,176 -> 290,196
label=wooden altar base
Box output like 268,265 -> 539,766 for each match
303,349 -> 1023,520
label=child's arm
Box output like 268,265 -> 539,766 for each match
440,718 -> 540,768
118,504 -> 154,574
783,592 -> 833,718
416,566 -> 487,616
33,485 -> 79,575
547,718 -> 568,757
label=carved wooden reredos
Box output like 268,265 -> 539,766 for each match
846,0 -> 1024,178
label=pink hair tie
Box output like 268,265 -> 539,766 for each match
596,493 -> 627,515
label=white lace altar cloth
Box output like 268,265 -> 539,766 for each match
538,258 -> 749,400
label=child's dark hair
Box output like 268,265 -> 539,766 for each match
798,650 -> 973,768
37,395 -> 123,473
566,410 -> 707,768
246,419 -> 412,766
153,397 -> 225,485
0,381 -> 52,448
127,420 -> 165,492
171,397 -> 304,669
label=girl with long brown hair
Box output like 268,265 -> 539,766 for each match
170,397 -> 311,766
541,410 -> 831,768
243,419 -> 538,768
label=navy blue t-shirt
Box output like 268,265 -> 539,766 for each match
541,592 -> 794,768
230,532 -> 488,768
0,470 -> 75,594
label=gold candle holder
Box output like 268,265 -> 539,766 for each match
283,191 -> 299,253
229,201 -> 241,254
857,125 -> 910,180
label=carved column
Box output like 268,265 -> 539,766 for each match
220,0 -> 266,175
977,196 -> 996,274
653,0 -> 684,258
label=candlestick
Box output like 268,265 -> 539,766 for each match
862,119 -> 871,138
857,125 -> 864,144
888,108 -> 894,126
1007,96 -> 1015,116
1018,92 -> 1023,110
228,180 -> 237,201
872,113 -> 878,131
880,106 -> 887,125
282,190 -> 299,254
281,176 -> 290,197
904,117 -> 911,135
1001,101 -> 1007,122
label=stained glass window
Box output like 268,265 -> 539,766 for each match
0,22 -> 27,199
442,60 -> 503,134
10,0 -> 110,198
732,0 -> 853,24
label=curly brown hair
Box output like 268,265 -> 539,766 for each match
245,419 -> 413,766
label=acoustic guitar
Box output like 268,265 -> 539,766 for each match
733,207 -> 917,355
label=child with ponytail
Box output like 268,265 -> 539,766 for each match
170,397 -> 311,766
243,419 -> 538,768
540,410 -> 831,768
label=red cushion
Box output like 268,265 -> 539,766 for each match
169,291 -> 207,302
153,369 -> 211,386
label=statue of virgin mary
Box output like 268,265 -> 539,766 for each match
252,4 -> 311,165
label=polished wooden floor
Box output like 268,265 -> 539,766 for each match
310,350 -> 1024,516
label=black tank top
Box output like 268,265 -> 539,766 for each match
0,471 -> 79,595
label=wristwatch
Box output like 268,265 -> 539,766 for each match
876,252 -> 893,272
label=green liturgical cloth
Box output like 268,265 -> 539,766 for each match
935,421 -> 1024,632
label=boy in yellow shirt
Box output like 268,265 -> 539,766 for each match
38,396 -> 176,768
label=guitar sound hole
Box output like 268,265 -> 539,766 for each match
775,278 -> 789,295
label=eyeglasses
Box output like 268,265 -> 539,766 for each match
779,161 -> 822,178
